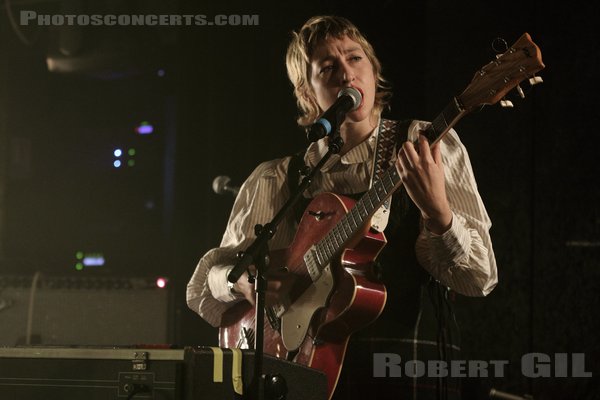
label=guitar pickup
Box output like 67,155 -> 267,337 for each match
303,247 -> 322,282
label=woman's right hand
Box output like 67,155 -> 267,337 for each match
235,265 -> 296,306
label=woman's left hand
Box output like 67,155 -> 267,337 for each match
396,133 -> 452,234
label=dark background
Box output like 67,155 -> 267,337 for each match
0,0 -> 598,399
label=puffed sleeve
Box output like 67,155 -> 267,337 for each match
413,122 -> 498,297
186,157 -> 297,327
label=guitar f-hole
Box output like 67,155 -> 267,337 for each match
308,210 -> 333,221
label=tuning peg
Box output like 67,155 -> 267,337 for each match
529,75 -> 543,85
500,99 -> 514,108
516,84 -> 525,99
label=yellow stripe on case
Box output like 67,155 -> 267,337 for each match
210,347 -> 224,383
231,348 -> 243,395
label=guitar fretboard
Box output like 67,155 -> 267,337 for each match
423,97 -> 466,144
314,167 -> 402,266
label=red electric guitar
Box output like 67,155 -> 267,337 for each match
220,32 -> 544,399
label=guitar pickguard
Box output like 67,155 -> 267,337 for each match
280,264 -> 334,351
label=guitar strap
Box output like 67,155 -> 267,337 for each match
370,118 -> 413,232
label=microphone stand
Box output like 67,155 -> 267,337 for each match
227,130 -> 344,400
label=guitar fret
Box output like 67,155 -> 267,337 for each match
427,120 -> 440,143
320,242 -> 328,260
351,207 -> 362,227
324,237 -> 334,260
315,244 -> 326,265
376,181 -> 387,198
328,229 -> 337,248
357,200 -> 368,219
348,210 -> 359,229
339,225 -> 349,244
362,199 -> 370,217
340,222 -> 350,241
364,193 -> 375,212
434,115 -> 446,136
371,185 -> 381,203
314,243 -> 322,263
389,169 -> 401,186
384,171 -> 395,191
352,202 -> 363,224
428,100 -> 462,144
381,179 -> 389,193
344,218 -> 353,237
368,190 -> 379,209
332,227 -> 343,248
333,223 -> 346,242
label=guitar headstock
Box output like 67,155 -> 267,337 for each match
458,32 -> 545,110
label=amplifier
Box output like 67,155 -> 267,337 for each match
0,346 -> 328,400
0,275 -> 173,346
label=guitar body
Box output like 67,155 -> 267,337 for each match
219,192 -> 388,399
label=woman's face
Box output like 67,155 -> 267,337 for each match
309,35 -> 377,126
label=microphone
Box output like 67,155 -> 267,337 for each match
212,175 -> 240,197
306,87 -> 362,142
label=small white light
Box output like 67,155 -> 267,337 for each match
156,277 -> 168,289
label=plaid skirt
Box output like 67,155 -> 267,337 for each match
331,279 -> 462,400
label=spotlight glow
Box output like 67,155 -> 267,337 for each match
156,277 -> 168,289
136,121 -> 154,135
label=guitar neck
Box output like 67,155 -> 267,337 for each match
312,98 -> 470,268
423,97 -> 470,144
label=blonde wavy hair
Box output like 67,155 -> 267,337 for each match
285,15 -> 392,127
